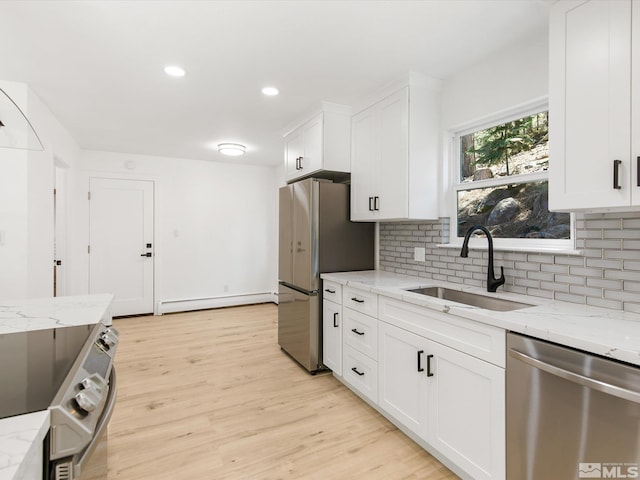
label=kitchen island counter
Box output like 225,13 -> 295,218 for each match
0,294 -> 114,480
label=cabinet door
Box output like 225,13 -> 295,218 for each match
549,0 -> 632,210
378,322 -> 428,434
285,129 -> 303,181
322,300 -> 342,375
633,1 -> 640,205
301,113 -> 323,175
426,342 -> 505,480
377,88 -> 409,219
350,104 -> 379,221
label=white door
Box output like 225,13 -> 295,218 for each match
426,341 -> 505,480
549,0 -> 632,210
285,129 -> 303,181
54,165 -> 69,297
89,177 -> 154,316
350,104 -> 379,221
301,113 -> 323,174
377,87 -> 409,219
322,300 -> 342,375
378,322 -> 427,435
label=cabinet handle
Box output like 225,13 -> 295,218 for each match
351,367 -> 365,376
368,196 -> 373,211
325,288 -> 335,294
333,312 -> 339,328
613,159 -> 622,189
374,196 -> 380,211
426,354 -> 434,377
417,350 -> 424,372
637,156 -> 640,187
351,297 -> 364,303
351,328 -> 365,336
299,156 -> 303,170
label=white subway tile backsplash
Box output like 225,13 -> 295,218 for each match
540,281 -> 570,293
587,297 -> 623,310
586,277 -> 623,289
379,213 -> 640,313
622,302 -> 640,313
623,240 -> 640,250
554,274 -> 586,285
568,266 -> 603,278
586,258 -> 623,269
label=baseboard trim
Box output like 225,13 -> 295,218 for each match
156,292 -> 277,315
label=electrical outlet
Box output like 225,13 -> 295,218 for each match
414,247 -> 426,262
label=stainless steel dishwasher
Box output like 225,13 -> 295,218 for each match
507,332 -> 640,480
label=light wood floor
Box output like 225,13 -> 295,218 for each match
108,303 -> 458,480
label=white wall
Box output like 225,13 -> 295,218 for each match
438,29 -> 549,217
441,29 -> 549,129
69,150 -> 279,308
0,80 -> 79,300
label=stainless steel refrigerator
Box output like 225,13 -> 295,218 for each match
278,178 -> 374,373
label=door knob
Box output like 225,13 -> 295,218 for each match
140,252 -> 152,257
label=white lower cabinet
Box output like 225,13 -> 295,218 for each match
378,322 -> 427,433
426,339 -> 505,480
322,299 -> 342,376
378,321 -> 505,480
324,282 -> 505,480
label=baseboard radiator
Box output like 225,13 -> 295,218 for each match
155,292 -> 277,315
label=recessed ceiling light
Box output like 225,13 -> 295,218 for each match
261,86 -> 279,96
164,65 -> 186,77
217,143 -> 246,156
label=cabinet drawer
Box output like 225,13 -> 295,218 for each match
379,296 -> 506,367
322,280 -> 342,304
343,308 -> 378,360
343,286 -> 378,317
342,344 -> 378,404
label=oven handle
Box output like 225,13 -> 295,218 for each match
74,367 -> 118,477
509,349 -> 640,404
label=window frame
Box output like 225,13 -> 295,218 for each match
445,97 -> 576,253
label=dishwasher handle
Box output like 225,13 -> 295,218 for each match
509,349 -> 640,404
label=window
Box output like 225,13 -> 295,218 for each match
450,100 -> 573,251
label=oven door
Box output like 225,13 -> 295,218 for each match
50,368 -> 117,480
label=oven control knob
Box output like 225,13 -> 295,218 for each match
81,373 -> 107,394
99,327 -> 119,350
74,388 -> 101,414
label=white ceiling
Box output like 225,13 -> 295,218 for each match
0,1 -> 551,167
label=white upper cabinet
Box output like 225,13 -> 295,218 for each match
350,74 -> 441,221
283,103 -> 351,183
549,0 -> 638,211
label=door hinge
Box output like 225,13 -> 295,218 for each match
88,191 -> 91,200
88,245 -> 90,254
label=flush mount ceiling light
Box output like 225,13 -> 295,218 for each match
217,143 -> 246,156
164,65 -> 186,77
261,86 -> 279,96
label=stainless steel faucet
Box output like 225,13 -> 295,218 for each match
460,225 -> 505,292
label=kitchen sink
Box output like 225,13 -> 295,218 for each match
406,287 -> 533,312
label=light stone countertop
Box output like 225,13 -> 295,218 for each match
0,294 -> 114,480
0,411 -> 49,480
321,270 -> 640,367
0,294 -> 114,334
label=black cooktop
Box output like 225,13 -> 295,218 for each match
0,324 -> 93,419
